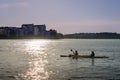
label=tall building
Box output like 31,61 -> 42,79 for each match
34,24 -> 46,36
22,24 -> 34,36
0,23 -> 60,38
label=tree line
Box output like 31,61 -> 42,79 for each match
64,32 -> 120,39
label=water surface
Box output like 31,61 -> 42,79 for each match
0,39 -> 120,80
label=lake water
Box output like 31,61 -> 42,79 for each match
0,39 -> 120,80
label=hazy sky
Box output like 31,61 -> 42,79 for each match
0,0 -> 120,34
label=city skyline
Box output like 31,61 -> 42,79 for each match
0,23 -> 62,39
0,0 -> 120,34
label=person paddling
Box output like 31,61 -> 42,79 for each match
73,50 -> 79,59
91,51 -> 95,57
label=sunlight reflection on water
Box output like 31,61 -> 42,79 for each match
25,40 -> 48,54
19,40 -> 53,80
1,39 -> 120,80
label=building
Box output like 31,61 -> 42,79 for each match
0,27 -> 9,37
8,27 -> 18,37
22,24 -> 34,36
34,24 -> 46,36
0,23 -> 60,38
0,27 -> 16,37
16,28 -> 24,37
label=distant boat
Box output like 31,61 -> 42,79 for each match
60,54 -> 108,58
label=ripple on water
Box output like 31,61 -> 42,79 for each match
0,39 -> 120,80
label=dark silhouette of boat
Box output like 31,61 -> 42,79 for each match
60,54 -> 108,58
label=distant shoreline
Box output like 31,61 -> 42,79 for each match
1,32 -> 120,39
63,32 -> 120,39
0,36 -> 63,39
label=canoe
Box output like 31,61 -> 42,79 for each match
60,54 -> 108,58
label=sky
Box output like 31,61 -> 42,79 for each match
0,0 -> 120,34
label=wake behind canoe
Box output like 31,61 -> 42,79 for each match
60,55 -> 108,58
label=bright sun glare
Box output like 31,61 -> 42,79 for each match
25,40 -> 49,55
20,40 -> 52,80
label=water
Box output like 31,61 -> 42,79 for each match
0,39 -> 120,80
